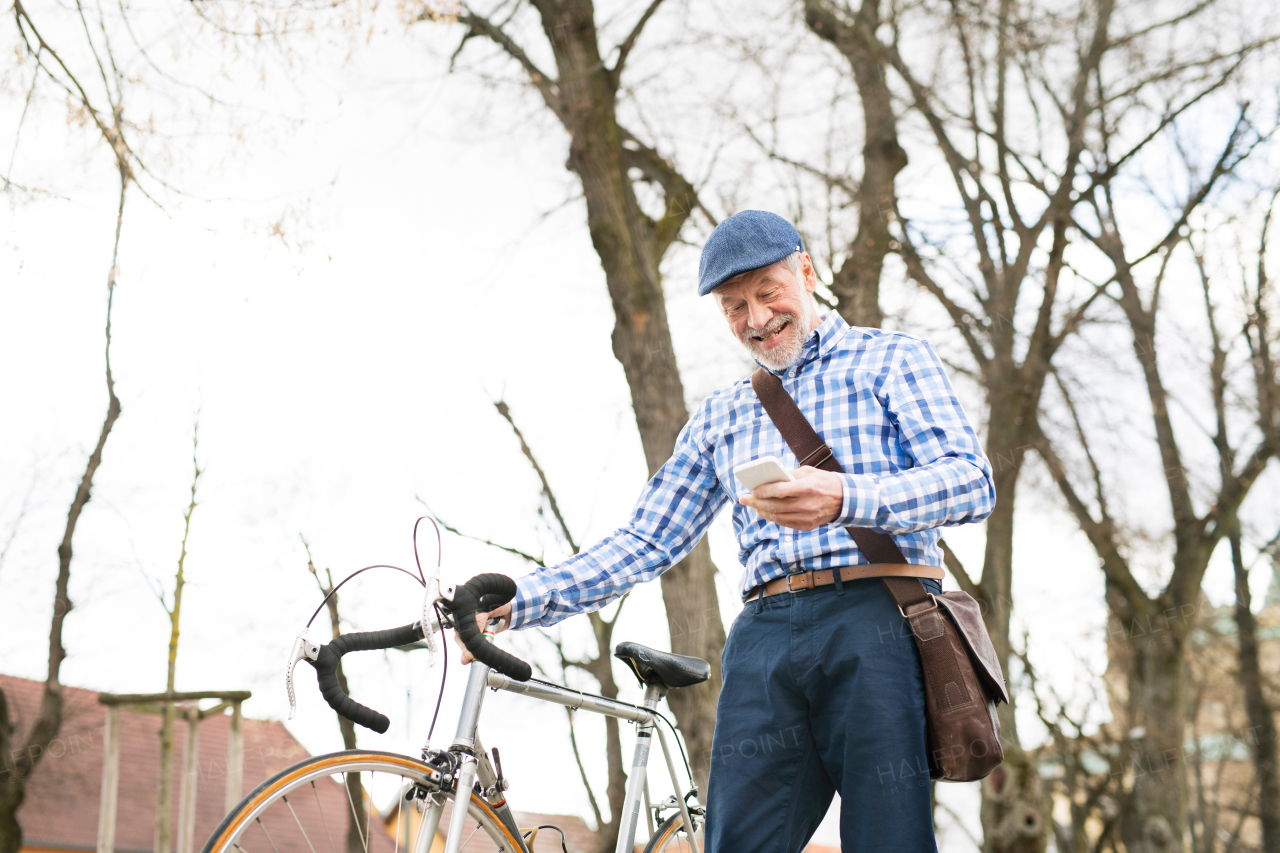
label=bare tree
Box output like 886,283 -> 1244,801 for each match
0,4 -> 140,846
302,539 -> 368,853
801,0 -> 908,329
1224,191 -> 1280,853
417,0 -> 724,790
430,399 -> 631,853
155,426 -> 203,853
1035,111 -> 1280,851
1018,639 -> 1123,853
1228,522 -> 1278,853
742,2 -> 1278,849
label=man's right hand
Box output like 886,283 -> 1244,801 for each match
453,602 -> 512,664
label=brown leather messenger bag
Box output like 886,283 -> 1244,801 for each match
751,367 -> 1009,783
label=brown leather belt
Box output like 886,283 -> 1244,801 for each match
745,564 -> 945,602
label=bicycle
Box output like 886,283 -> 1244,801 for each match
202,559 -> 707,853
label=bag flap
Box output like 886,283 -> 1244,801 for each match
936,592 -> 1009,704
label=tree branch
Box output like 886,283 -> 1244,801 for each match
939,538 -> 980,599
609,0 -> 666,86
494,399 -> 579,554
423,510 -> 548,568
618,127 -> 710,253
1030,417 -> 1147,610
451,5 -> 564,118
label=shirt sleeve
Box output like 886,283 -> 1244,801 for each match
835,339 -> 995,533
508,403 -> 729,630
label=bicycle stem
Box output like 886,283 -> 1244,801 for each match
452,657 -> 490,752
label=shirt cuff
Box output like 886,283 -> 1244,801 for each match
836,473 -> 880,527
508,574 -> 546,630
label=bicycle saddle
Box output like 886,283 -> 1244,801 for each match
614,642 -> 711,689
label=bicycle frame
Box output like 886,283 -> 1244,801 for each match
418,657 -> 702,853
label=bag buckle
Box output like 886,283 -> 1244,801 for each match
898,593 -> 939,619
797,443 -> 834,468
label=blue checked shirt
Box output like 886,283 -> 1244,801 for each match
510,312 -> 994,629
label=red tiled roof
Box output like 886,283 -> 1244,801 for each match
2,674 -> 392,853
389,797 -> 602,853
7,675 -> 832,853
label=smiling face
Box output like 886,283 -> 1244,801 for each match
714,252 -> 823,370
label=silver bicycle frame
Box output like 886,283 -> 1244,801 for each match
428,660 -> 701,853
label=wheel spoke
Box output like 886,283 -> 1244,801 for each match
283,795 -> 319,853
256,817 -> 282,853
343,772 -> 370,853
365,773 -> 374,853
212,754 -> 513,853
409,801 -> 425,853
311,781 -> 337,853
393,782 -> 404,853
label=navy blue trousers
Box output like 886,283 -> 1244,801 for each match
704,577 -> 941,852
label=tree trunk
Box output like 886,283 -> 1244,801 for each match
541,4 -> 723,795
803,0 -> 907,329
1107,584 -> 1191,853
157,703 -> 175,853
0,205 -> 124,853
976,434 -> 1049,853
1230,525 -> 1280,853
157,430 -> 200,853
581,611 -> 628,853
331,640 -> 364,853
802,6 -> 1049,846
1127,633 -> 1188,853
309,564 -> 365,853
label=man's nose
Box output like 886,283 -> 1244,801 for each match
747,301 -> 772,330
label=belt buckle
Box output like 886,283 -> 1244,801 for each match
785,571 -> 809,593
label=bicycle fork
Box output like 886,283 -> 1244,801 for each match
417,658 -> 511,853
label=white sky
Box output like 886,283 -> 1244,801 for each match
2,2 -> 1277,850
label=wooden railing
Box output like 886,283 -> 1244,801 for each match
96,690 -> 252,853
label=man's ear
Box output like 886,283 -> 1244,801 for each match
801,253 -> 818,293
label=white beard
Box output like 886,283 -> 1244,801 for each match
740,312 -> 813,371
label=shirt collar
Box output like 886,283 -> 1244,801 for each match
758,312 -> 850,376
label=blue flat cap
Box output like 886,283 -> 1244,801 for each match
698,210 -> 804,296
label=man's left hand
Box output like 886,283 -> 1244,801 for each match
739,466 -> 843,531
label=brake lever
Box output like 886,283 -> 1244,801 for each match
286,633 -> 322,720
418,575 -> 456,668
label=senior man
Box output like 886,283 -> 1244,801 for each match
472,210 -> 994,852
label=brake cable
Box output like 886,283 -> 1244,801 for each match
427,602 -> 449,744
305,564 -> 425,629
412,515 -> 442,584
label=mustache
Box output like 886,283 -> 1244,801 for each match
742,314 -> 795,341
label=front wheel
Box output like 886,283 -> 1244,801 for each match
642,813 -> 703,853
201,750 -> 522,853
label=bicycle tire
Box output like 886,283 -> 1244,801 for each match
202,749 -> 523,853
641,813 -> 702,853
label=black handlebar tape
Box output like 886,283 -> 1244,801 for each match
311,622 -> 425,734
445,574 -> 532,682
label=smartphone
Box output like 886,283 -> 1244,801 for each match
733,456 -> 794,492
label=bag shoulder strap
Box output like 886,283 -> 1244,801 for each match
750,367 -> 932,607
